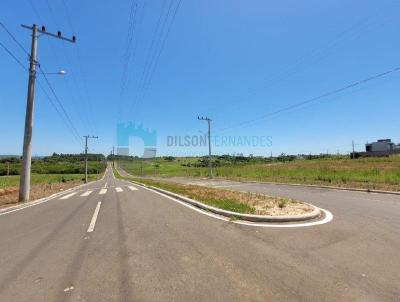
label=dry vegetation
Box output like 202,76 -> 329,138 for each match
120,155 -> 400,192
0,181 -> 82,209
114,167 -> 313,216
165,183 -> 313,216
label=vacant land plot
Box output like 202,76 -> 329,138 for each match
0,173 -> 100,208
114,167 -> 312,216
119,155 -> 400,191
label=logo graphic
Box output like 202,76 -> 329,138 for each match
117,122 -> 157,158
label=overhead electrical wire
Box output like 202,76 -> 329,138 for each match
46,0 -> 98,135
27,0 -> 94,136
125,0 -> 170,117
0,22 -> 30,56
0,40 -> 27,70
36,80 -> 83,146
200,8 -> 395,119
214,66 -> 400,134
137,0 -> 182,106
118,0 -> 140,120
38,66 -> 83,144
0,21 -> 83,146
126,0 -> 182,119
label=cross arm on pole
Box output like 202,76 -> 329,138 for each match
21,24 -> 76,43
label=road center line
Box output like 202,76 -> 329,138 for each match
103,182 -> 108,188
115,187 -> 123,192
99,188 -> 107,195
87,202 -> 102,233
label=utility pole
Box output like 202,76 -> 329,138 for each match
352,140 -> 355,159
83,135 -> 98,183
19,24 -> 76,202
198,116 -> 213,178
112,146 -> 115,168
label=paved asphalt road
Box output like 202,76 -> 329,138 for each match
0,167 -> 399,301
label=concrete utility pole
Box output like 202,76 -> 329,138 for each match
198,116 -> 213,178
352,140 -> 355,159
84,135 -> 98,184
19,24 -> 76,202
112,146 -> 115,168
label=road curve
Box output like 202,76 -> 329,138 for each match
0,167 -> 399,301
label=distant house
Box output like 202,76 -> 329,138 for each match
365,139 -> 395,152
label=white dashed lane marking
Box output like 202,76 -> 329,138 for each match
87,202 -> 102,233
99,188 -> 107,195
59,192 -> 77,200
80,190 -> 92,197
115,187 -> 123,192
128,186 -> 138,191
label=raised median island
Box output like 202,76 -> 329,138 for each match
114,166 -> 320,222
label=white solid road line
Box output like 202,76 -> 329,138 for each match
137,184 -> 334,228
115,187 -> 123,192
81,190 -> 92,197
128,186 -> 138,191
87,201 -> 102,233
59,192 -> 77,200
99,188 -> 107,195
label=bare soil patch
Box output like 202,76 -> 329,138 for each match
0,181 -> 82,209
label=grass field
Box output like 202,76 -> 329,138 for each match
119,155 -> 400,191
0,161 -> 106,176
0,173 -> 100,189
0,154 -> 106,207
113,166 -> 311,215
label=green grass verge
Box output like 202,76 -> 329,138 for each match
113,166 -> 254,214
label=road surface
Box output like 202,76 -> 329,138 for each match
0,167 -> 399,301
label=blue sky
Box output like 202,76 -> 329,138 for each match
1,0 -> 399,157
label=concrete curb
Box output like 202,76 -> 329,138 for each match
0,169 -> 107,215
123,178 -> 322,223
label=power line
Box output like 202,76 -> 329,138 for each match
0,40 -> 27,70
126,0 -> 171,118
118,0 -> 140,120
0,22 -> 82,145
27,0 -> 92,135
0,22 -> 30,56
215,66 -> 400,134
38,65 -> 83,144
200,7 -> 395,119
61,0 -> 76,34
46,0 -> 98,135
127,0 -> 182,119
137,0 -> 182,107
36,81 -> 82,145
